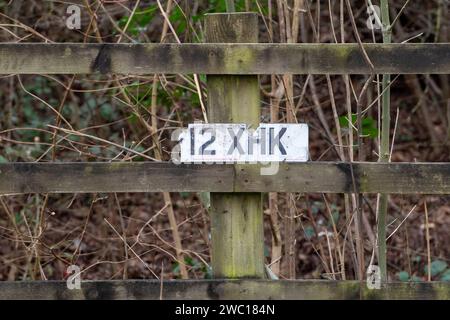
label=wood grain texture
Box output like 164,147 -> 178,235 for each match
205,13 -> 266,279
0,280 -> 448,300
1,162 -> 450,194
0,43 -> 449,74
234,162 -> 450,194
0,162 -> 234,194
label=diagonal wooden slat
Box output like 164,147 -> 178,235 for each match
0,43 -> 449,75
1,162 -> 450,194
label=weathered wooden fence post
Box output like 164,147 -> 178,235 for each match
205,12 -> 265,278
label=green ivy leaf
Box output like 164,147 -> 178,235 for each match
99,103 -> 113,121
172,262 -> 180,274
204,266 -> 213,279
304,226 -> 315,240
398,271 -> 409,282
440,269 -> 450,281
424,260 -> 448,277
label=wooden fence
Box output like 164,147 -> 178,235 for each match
0,12 -> 449,299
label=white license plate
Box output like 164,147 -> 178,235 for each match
176,123 -> 308,163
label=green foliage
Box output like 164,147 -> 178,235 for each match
189,90 -> 201,109
328,204 -> 340,227
399,260 -> 450,281
203,0 -> 251,14
170,5 -> 188,34
198,192 -> 210,210
398,271 -> 409,282
2,140 -> 44,162
441,269 -> 450,281
397,271 -> 423,282
99,103 -> 114,122
264,245 -> 270,258
339,114 -> 378,139
117,5 -> 157,38
424,260 -> 448,277
304,226 -> 315,240
308,201 -> 339,231
311,201 -> 323,215
15,212 -> 23,225
82,94 -> 120,125
172,256 -> 211,279
157,85 -> 179,109
179,192 -> 191,199
204,0 -> 227,13
19,77 -> 54,134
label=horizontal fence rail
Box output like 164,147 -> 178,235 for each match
1,162 -> 450,194
0,280 -> 448,300
0,43 -> 449,75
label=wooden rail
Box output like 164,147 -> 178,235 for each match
0,43 -> 449,74
1,162 -> 450,194
0,280 -> 448,300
